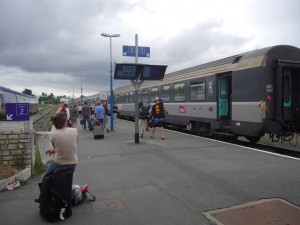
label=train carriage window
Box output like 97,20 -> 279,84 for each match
116,94 -> 120,104
120,93 -> 124,103
174,83 -> 186,102
129,91 -> 134,103
124,93 -> 129,103
161,85 -> 171,102
190,80 -> 205,101
150,87 -> 159,102
283,70 -> 291,107
142,88 -> 149,103
219,78 -> 227,100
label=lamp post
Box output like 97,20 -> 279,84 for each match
101,33 -> 120,132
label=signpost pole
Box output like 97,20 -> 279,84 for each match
118,36 -> 167,144
134,34 -> 140,143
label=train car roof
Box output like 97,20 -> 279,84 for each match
0,86 -> 37,99
114,45 -> 300,93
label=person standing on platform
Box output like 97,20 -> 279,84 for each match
113,103 -> 118,122
139,102 -> 149,138
94,101 -> 105,125
151,97 -> 167,140
103,104 -> 110,133
77,104 -> 83,118
82,101 -> 91,130
70,104 -> 78,128
60,104 -> 71,127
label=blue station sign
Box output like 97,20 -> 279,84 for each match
123,46 -> 150,58
5,103 -> 30,121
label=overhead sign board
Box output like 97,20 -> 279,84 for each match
5,103 -> 30,121
114,63 -> 167,81
140,65 -> 167,80
123,46 -> 150,58
114,63 -> 140,80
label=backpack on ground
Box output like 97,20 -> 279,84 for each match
71,184 -> 96,206
35,168 -> 73,222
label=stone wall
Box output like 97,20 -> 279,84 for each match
0,120 -> 34,168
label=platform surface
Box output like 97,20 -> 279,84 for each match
1,118 -> 300,224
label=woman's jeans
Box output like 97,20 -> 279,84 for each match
46,160 -> 76,175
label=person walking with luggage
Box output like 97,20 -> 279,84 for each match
94,101 -> 105,124
70,104 -> 78,128
139,102 -> 150,138
46,112 -> 78,175
151,97 -> 167,140
82,101 -> 91,130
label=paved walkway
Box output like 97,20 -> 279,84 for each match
1,118 -> 300,224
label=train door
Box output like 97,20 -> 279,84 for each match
217,75 -> 232,120
283,68 -> 300,120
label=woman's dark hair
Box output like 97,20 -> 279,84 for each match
50,112 -> 67,129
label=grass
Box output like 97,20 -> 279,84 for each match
0,165 -> 18,180
31,145 -> 46,178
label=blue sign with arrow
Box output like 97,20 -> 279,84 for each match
123,46 -> 150,58
5,103 -> 30,121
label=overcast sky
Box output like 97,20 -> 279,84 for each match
1,0 -> 299,98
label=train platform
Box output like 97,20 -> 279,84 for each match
1,118 -> 300,224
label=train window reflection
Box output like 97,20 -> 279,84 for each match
283,71 -> 291,107
161,85 -> 171,102
150,87 -> 159,102
124,92 -> 129,103
190,80 -> 205,101
174,83 -> 186,102
142,88 -> 149,103
129,91 -> 134,103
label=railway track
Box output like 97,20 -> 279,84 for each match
120,117 -> 300,158
235,135 -> 300,158
33,105 -> 59,132
163,123 -> 300,159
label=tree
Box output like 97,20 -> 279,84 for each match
22,88 -> 34,96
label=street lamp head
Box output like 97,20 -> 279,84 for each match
101,33 -> 120,38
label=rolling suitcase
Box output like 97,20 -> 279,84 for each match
93,121 -> 104,139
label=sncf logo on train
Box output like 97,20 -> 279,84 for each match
179,105 -> 186,113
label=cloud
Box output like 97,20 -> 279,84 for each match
0,0 -> 299,97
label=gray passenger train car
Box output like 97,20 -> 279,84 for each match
114,45 -> 300,142
0,86 -> 39,119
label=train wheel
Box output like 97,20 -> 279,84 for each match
245,135 -> 261,143
191,122 -> 198,135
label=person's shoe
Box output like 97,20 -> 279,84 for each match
161,137 -> 165,140
150,136 -> 154,139
106,129 -> 109,133
140,133 -> 144,138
